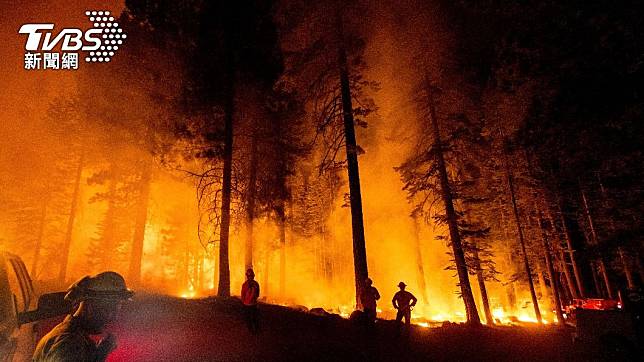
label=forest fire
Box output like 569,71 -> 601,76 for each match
1,0 -> 642,361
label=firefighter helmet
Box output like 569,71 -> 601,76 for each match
65,271 -> 134,303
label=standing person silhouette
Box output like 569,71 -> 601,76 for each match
392,282 -> 417,334
241,268 -> 260,334
360,277 -> 380,325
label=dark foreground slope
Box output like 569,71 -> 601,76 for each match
104,295 -> 629,362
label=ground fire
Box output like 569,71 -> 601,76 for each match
1,0 -> 643,361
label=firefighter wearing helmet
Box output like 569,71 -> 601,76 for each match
33,271 -> 133,362
241,268 -> 260,334
392,281 -> 417,334
360,277 -> 380,324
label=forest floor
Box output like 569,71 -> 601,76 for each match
100,294 -> 634,362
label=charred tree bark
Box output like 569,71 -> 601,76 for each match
58,154 -> 84,283
245,134 -> 258,270
336,12 -> 369,308
128,159 -> 152,287
217,46 -> 235,297
425,75 -> 480,325
556,201 -> 586,298
473,246 -> 493,325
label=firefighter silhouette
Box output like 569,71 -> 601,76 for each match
360,277 -> 380,324
241,268 -> 260,334
33,271 -> 133,362
392,281 -> 417,332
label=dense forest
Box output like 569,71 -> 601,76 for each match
1,0 -> 642,327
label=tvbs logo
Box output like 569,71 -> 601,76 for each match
19,10 -> 127,70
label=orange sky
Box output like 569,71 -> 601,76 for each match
0,1 -> 125,134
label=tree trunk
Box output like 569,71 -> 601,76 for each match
263,249 -> 270,297
499,198 -> 518,313
536,264 -> 550,309
530,211 -> 550,310
473,246 -> 493,325
506,283 -> 518,315
558,248 -> 577,300
597,258 -> 614,299
58,154 -> 84,283
580,186 -> 613,299
546,207 -> 580,300
336,12 -> 369,309
543,243 -> 564,326
412,215 -> 429,302
245,134 -> 258,270
183,239 -> 190,290
619,247 -> 635,289
425,75 -> 480,325
556,202 -> 586,298
589,261 -> 602,296
217,50 -> 235,297
538,210 -> 565,325
31,198 -> 48,277
198,256 -> 204,292
277,205 -> 287,297
513,195 -> 542,323
596,173 -> 633,290
102,165 -> 118,271
499,129 -> 541,323
128,159 -> 152,287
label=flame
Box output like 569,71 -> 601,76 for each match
517,313 -> 538,323
180,291 -> 197,299
0,0 -> 571,339
338,305 -> 352,318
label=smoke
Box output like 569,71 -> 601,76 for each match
0,0 -> 548,324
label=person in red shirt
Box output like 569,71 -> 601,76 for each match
392,281 -> 417,333
241,268 -> 260,333
360,277 -> 380,324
